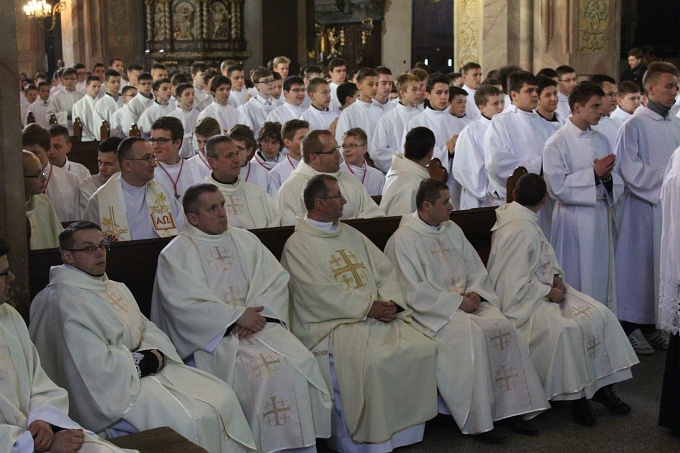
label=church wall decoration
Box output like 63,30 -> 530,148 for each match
455,0 -> 481,68
145,0 -> 248,72
578,0 -> 609,53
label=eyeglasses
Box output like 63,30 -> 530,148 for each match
289,88 -> 306,93
258,79 -> 275,85
0,269 -> 11,278
313,146 -> 341,155
235,145 -> 248,152
65,242 -> 110,253
24,171 -> 46,178
148,137 -> 174,145
125,154 -> 157,163
341,143 -> 365,150
323,193 -> 343,200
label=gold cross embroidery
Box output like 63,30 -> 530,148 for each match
587,335 -> 601,359
329,249 -> 368,289
571,305 -> 593,319
208,246 -> 233,272
102,206 -> 128,240
222,286 -> 245,306
107,289 -> 129,314
495,365 -> 519,392
251,353 -> 281,379
263,396 -> 291,426
224,195 -> 244,215
490,323 -> 511,350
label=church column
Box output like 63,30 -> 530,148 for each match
243,0 -> 263,71
382,0 -> 412,74
2,0 -> 31,318
519,0 -> 534,72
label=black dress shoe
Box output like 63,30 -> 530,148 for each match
469,428 -> 506,444
573,398 -> 596,426
592,386 -> 631,414
502,415 -> 539,435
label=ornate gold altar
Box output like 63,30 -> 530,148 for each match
145,0 -> 248,71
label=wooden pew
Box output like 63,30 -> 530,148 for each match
108,427 -> 207,453
28,207 -> 498,319
506,166 -> 528,204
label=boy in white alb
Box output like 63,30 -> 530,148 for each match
27,82 -> 52,128
230,125 -> 271,192
300,78 -> 339,133
190,63 -> 209,110
122,72 -> 154,133
187,117 -> 221,180
137,78 -> 175,138
72,75 -> 104,141
167,83 -> 200,158
589,74 -> 621,150
225,64 -> 248,108
20,84 -> 38,127
46,68 -> 83,134
238,68 -> 277,138
94,69 -> 123,126
327,58 -> 347,112
335,68 -> 384,146
48,125 -> 91,183
252,121 -> 285,171
556,65 -> 578,120
611,81 -> 641,126
268,119 -> 309,197
340,127 -> 385,196
266,76 -> 308,124
197,75 -> 239,135
110,85 -> 138,138
461,62 -> 483,120
79,137 -> 122,217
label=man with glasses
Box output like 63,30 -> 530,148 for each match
281,174 -> 437,451
46,68 -> 84,135
86,137 -> 184,241
276,130 -> 384,225
238,68 -> 277,138
30,222 -> 256,452
266,76 -> 308,125
556,65 -> 578,120
23,150 -> 62,249
339,127 -> 384,196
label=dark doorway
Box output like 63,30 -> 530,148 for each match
411,0 -> 454,73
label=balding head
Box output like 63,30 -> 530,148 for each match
23,151 -> 46,200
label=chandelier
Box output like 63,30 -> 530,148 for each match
23,0 -> 66,31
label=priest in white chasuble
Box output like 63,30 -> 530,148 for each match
384,179 -> 549,443
276,129 -> 384,226
203,135 -> 281,229
0,238 -> 132,453
30,222 -> 256,452
152,184 -> 331,453
487,174 -> 638,426
281,174 -> 438,452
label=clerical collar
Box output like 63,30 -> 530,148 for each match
106,92 -> 120,100
647,99 -> 670,119
536,111 -> 559,122
450,112 -> 466,119
305,215 -> 338,231
256,150 -> 279,163
414,212 -> 441,231
155,100 -> 169,106
482,114 -> 493,121
311,104 -> 329,112
65,263 -> 105,279
213,174 -> 238,185
398,101 -> 415,108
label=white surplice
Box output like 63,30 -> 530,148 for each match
0,304 -> 131,453
453,115 -> 494,209
123,92 -> 155,132
239,161 -> 271,193
610,107 -> 632,127
403,107 -> 469,208
370,102 -> 421,173
385,214 -> 549,434
299,105 -> 338,132
72,95 -> 103,141
592,115 -> 620,151
26,99 -> 51,128
487,202 -> 639,400
60,158 -> 91,183
187,152 -> 212,181
339,160 -> 385,196
25,194 -> 62,250
556,92 -> 571,122
281,219 -> 438,445
266,101 -> 307,125
228,88 -> 247,109
615,106 -> 680,324
30,265 -> 256,452
152,224 -> 332,452
660,148 -> 680,334
197,101 -> 239,135
380,154 -> 429,216
372,98 -> 396,114
251,150 -> 284,172
137,102 -> 175,138
95,93 -> 124,126
335,99 -> 384,146
544,121 -> 623,311
267,154 -> 299,198
43,162 -> 81,222
154,158 -> 205,202
167,107 -> 200,158
462,84 -> 481,120
275,161 -> 385,225
238,96 -> 276,138
204,174 -> 281,228
47,89 -> 84,133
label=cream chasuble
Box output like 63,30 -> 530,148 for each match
385,215 -> 549,434
281,219 -> 438,443
380,154 -> 430,216
275,161 -> 384,226
152,224 -> 331,452
30,265 -> 255,452
487,203 -> 638,400
204,175 -> 281,228
25,194 -> 63,250
0,304 -> 133,453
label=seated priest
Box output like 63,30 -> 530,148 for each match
486,173 -> 639,426
29,221 -> 256,452
23,150 -> 63,250
151,183 -> 331,453
384,179 -> 550,444
281,174 -> 438,452
0,238 -> 130,453
275,129 -> 384,225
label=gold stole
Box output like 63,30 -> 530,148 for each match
98,174 -> 178,242
98,284 -> 143,351
426,235 -> 536,416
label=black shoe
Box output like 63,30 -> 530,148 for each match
469,428 -> 506,444
573,398 -> 596,426
592,386 -> 631,414
502,415 -> 539,435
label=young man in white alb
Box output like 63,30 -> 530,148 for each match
167,82 -> 200,158
48,124 -> 91,183
611,81 -> 641,126
94,69 -> 123,127
122,72 -> 154,133
72,75 -> 104,141
461,62 -> 483,120
225,64 -> 248,108
300,77 -> 339,132
197,75 -> 239,135
372,66 -> 396,113
339,127 -> 384,196
238,68 -> 278,138
335,68 -> 384,145
27,82 -> 52,128
268,119 -> 309,197
46,68 -> 84,135
266,76 -> 307,125
187,117 -> 221,181
137,78 -> 175,138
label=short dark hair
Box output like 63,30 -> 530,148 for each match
303,65 -> 323,79
117,137 -> 146,164
137,72 -> 153,83
258,122 -> 282,144
49,124 -> 70,144
99,136 -> 124,153
461,62 -> 481,74
92,63 -> 106,72
282,119 -> 309,141
22,124 -> 51,151
508,71 -> 537,94
496,65 -> 523,93
480,77 -> 501,88
337,81 -> 358,106
252,68 -> 273,84
128,64 -> 144,73
474,85 -> 503,106
404,127 -> 435,161
307,77 -> 329,94
303,174 -> 337,211
205,135 -> 233,159
536,68 -> 558,79
283,76 -> 305,91
59,221 -> 102,251
618,80 -> 641,97
514,173 -> 547,207
107,58 -> 123,68
356,68 -> 378,83
536,76 -> 557,96
448,86 -> 467,102
556,65 -> 576,79
301,129 -> 333,163
0,237 -> 10,259
152,78 -> 171,92
226,64 -> 244,78
151,63 -> 167,72
416,178 -> 449,211
175,82 -> 193,98
210,75 -> 231,93
183,184 -> 221,215
328,58 -> 347,72
191,63 -> 208,75
228,124 -> 256,150
628,47 -> 643,59
343,127 -> 367,144
104,69 -> 120,81
568,81 -> 605,111
426,73 -> 450,93
587,74 -> 617,88
375,66 -> 392,76
643,61 -> 678,91
151,116 -> 184,142
62,68 -> 77,79
195,117 -> 221,137
171,72 -> 189,86
121,86 -> 138,96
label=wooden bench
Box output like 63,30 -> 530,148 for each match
28,208 -> 498,319
107,427 -> 207,452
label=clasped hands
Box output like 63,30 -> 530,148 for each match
28,420 -> 84,453
548,275 -> 566,303
234,306 -> 266,338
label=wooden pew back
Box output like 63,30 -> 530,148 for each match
28,207 -> 498,319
